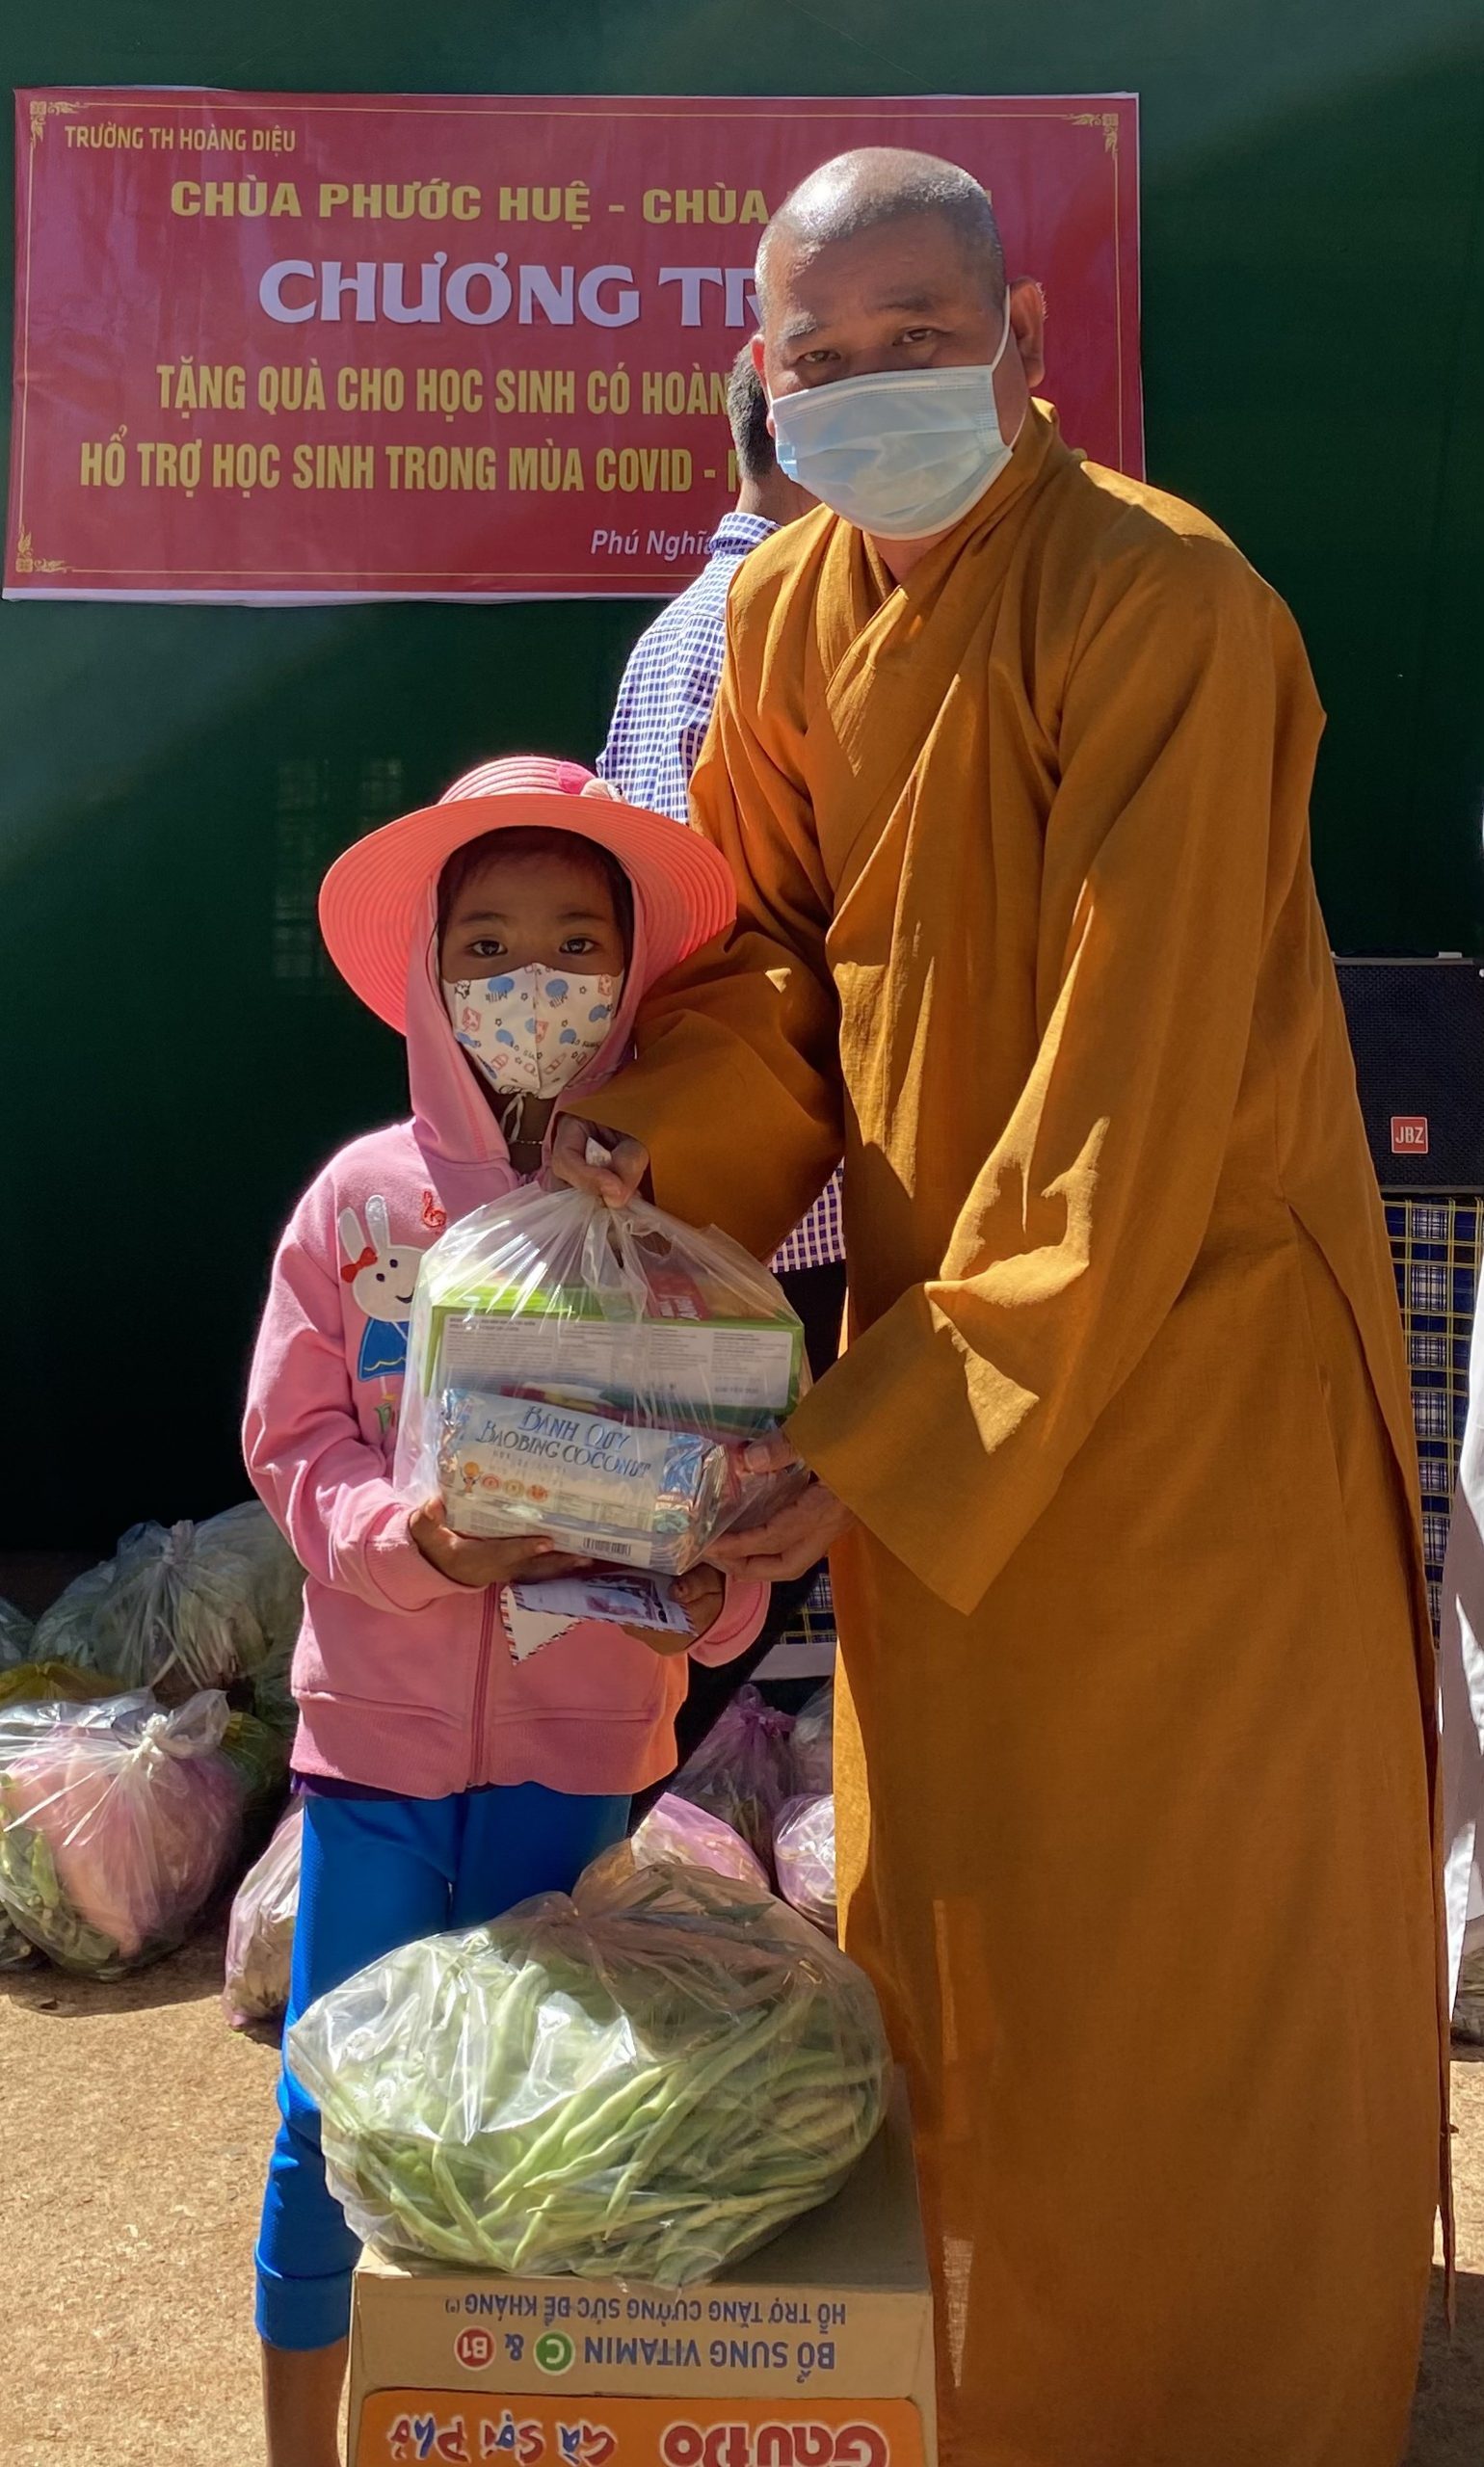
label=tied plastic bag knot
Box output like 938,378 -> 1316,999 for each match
30,1502 -> 305,1718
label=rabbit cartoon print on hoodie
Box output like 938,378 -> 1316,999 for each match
338,1196 -> 425,1389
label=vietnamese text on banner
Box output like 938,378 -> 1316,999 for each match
8,90 -> 1140,604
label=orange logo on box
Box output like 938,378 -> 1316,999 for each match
357,2393 -> 925,2467
1391,1116 -> 1429,1154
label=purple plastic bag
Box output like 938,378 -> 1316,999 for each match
633,1791 -> 768,1891
669,1684 -> 795,1868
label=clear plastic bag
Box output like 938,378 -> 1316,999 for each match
394,1186 -> 808,1576
1455,1920 -> 1484,2046
31,1559 -> 115,1665
0,1661 -> 132,1967
0,1659 -> 122,1712
669,1684 -> 796,1868
0,1690 -> 243,1977
789,1679 -> 835,1795
0,1598 -> 35,1671
0,1922 -> 40,1970
774,1794 -> 838,1935
289,1853 -> 889,2286
88,1504 -> 305,1704
587,1791 -> 769,1898
220,1709 -> 292,1815
224,1801 -> 303,2029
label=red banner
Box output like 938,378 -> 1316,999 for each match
8,90 -> 1140,603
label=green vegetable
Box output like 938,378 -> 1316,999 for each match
0,1791 -> 121,1976
289,1857 -> 889,2286
220,1710 -> 290,1813
0,1910 -> 40,1971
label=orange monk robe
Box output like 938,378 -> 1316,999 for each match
596,404 -> 1445,2467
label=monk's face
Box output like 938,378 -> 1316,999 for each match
755,211 -> 1042,423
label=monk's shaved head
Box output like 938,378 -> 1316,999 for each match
757,148 -> 1006,311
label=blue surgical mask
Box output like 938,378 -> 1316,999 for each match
770,301 -> 1018,541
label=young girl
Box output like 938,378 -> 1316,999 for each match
244,755 -> 766,2467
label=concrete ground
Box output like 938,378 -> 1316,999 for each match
0,1931 -> 1479,2467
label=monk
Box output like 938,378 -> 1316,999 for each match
556,149 -> 1444,2467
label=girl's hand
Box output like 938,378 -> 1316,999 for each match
622,1564 -> 726,1656
410,1499 -> 593,1590
549,1113 -> 649,1208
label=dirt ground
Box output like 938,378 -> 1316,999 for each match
0,1934 -> 1480,2467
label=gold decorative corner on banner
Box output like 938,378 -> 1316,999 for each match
1070,110 -> 1121,153
30,98 -> 81,146
13,532 -> 69,576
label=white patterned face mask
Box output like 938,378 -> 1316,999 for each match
444,964 -> 623,1105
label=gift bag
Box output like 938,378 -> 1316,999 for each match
395,1186 -> 808,1575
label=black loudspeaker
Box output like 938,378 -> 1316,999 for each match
1335,956 -> 1484,1195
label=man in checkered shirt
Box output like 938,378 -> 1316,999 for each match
598,349 -> 844,1755
597,348 -> 846,1364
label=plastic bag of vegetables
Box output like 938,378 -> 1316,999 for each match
668,1684 -> 795,1868
0,1659 -> 122,1712
0,1661 -> 123,1958
0,1690 -> 243,1977
89,1506 -> 304,1703
633,1791 -> 769,1890
27,1505 -> 304,1709
224,1802 -> 303,2029
1456,1924 -> 1484,2046
289,1853 -> 889,2286
0,1597 -> 35,1671
31,1559 -> 115,1664
584,1793 -> 768,1904
0,1661 -> 122,1967
220,1710 -> 291,1814
789,1680 -> 835,1796
774,1795 -> 837,1935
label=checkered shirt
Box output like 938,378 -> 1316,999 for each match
597,513 -> 844,1272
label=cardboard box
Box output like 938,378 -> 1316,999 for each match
423,1276 -> 805,1432
348,2085 -> 935,2467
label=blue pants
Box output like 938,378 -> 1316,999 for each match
255,1782 -> 628,2350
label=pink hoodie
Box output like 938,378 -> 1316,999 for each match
243,863 -> 768,1800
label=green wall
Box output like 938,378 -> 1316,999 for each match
4,2 -> 1484,1549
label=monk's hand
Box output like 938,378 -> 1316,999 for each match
549,1113 -> 649,1208
708,1439 -> 858,1583
410,1499 -> 594,1589
622,1564 -> 725,1657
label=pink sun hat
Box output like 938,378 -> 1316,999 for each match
319,754 -> 736,1032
